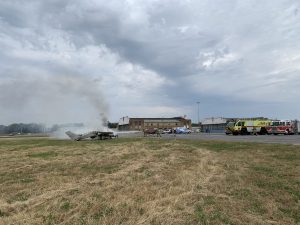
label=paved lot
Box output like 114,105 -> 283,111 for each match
119,132 -> 300,145
162,133 -> 300,145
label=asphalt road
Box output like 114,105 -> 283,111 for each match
162,133 -> 300,145
119,132 -> 300,145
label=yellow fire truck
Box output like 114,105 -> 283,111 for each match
226,120 -> 271,135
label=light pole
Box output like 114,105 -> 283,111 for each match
196,101 -> 200,125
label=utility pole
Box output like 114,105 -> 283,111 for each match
196,101 -> 200,125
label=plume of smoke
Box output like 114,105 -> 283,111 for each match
53,74 -> 109,127
0,73 -> 109,127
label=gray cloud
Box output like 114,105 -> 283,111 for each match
1,0 -> 300,124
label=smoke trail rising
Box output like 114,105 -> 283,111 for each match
0,74 -> 109,126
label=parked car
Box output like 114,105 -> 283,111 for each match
184,129 -> 192,134
162,129 -> 172,134
175,127 -> 191,134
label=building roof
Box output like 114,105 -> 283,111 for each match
118,116 -> 191,126
130,117 -> 190,121
129,117 -> 184,120
201,117 -> 228,125
144,119 -> 180,123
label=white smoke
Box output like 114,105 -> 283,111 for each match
53,74 -> 109,127
0,73 -> 109,127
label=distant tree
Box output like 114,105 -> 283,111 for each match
0,125 -> 5,134
6,123 -> 22,134
0,123 -> 46,134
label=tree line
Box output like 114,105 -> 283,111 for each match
0,123 -> 47,134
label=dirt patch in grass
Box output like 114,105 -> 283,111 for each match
0,138 -> 299,225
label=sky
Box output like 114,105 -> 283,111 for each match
1,0 -> 300,125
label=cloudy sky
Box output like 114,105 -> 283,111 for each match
1,0 -> 300,125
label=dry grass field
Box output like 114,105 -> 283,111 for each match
0,137 -> 299,225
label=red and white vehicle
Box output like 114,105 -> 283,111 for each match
267,120 -> 300,135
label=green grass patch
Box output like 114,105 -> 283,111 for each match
252,166 -> 274,174
279,207 -> 300,223
203,195 -> 216,205
248,200 -> 267,215
194,204 -> 231,225
120,152 -> 140,160
42,213 -> 56,225
184,140 -> 261,152
273,153 -> 300,161
92,206 -> 114,220
60,200 -> 72,211
20,177 -> 36,183
28,151 -> 58,159
210,209 -> 232,224
194,204 -> 208,225
231,188 -> 252,199
8,191 -> 30,203
195,196 -> 231,225
0,209 -> 8,217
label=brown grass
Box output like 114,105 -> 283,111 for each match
0,138 -> 299,225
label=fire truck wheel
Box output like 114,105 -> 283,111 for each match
241,128 -> 248,135
260,128 -> 267,135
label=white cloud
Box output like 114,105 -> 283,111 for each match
196,47 -> 240,70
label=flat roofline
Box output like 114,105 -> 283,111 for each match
129,117 -> 190,120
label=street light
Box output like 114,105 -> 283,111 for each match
196,101 -> 200,125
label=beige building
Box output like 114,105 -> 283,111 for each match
118,116 -> 191,131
